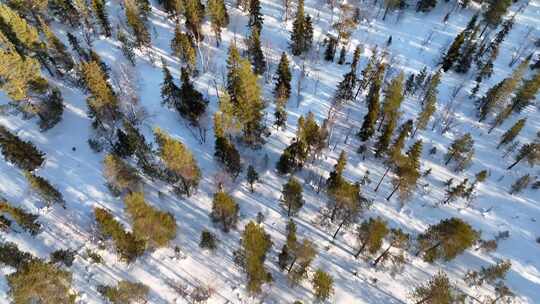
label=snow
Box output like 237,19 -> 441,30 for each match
0,0 -> 539,303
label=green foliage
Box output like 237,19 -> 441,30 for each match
98,280 -> 149,304
509,174 -> 532,194
183,0 -> 205,40
0,125 -> 45,171
0,200 -> 40,234
237,221 -> 272,295
94,207 -> 145,263
213,132 -> 241,178
91,0 -> 111,37
246,165 -> 259,192
441,30 -> 466,72
355,217 -> 389,258
483,0 -> 512,28
290,0 -> 312,56
0,50 -> 46,101
160,61 -> 181,108
465,260 -> 511,287
24,171 -> 65,207
274,52 -> 292,104
7,260 -> 75,304
177,67 -> 208,124
207,0 -> 228,46
50,249 -> 76,267
171,26 -> 197,72
103,153 -> 141,195
81,60 -> 120,128
358,63 -> 385,141
124,192 -> 177,249
0,241 -> 37,269
417,217 -> 479,263
410,271 -> 464,304
199,230 -> 218,250
311,269 -> 334,301
125,0 -> 151,48
444,133 -> 474,172
416,0 -> 437,12
210,191 -> 239,232
510,70 -> 540,113
281,177 -> 304,216
37,88 -> 64,131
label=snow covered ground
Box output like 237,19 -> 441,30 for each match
1,0 -> 539,303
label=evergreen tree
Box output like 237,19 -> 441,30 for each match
207,0 -> 229,46
37,88 -> 64,131
372,228 -> 409,267
413,82 -> 437,137
124,0 -> 151,48
274,52 -> 292,105
290,0 -> 312,56
248,0 -> 263,30
497,118 -> 526,149
183,0 -> 205,41
0,125 -> 45,171
358,63 -> 385,141
378,72 -> 405,130
477,60 -> 528,122
444,133 -> 474,172
311,269 -> 334,302
287,239 -> 317,285
276,138 -> 308,174
465,260 -> 511,287
333,45 -> 361,104
116,29 -> 136,65
416,0 -> 438,12
354,217 -> 388,258
509,70 -> 540,113
324,35 -> 337,62
24,171 -> 65,208
507,133 -> 540,170
481,0 -> 512,34
410,271 -> 464,304
442,178 -> 468,204
416,217 -> 479,263
0,50 -> 46,101
170,25 -> 197,73
404,73 -> 415,96
509,174 -> 531,195
102,153 -> 141,195
337,46 -> 346,64
236,221 -> 272,295
246,165 -> 259,192
92,0 -> 112,37
374,113 -> 397,158
39,19 -> 74,75
214,114 -> 242,178
210,191 -> 239,232
387,140 -> 423,202
177,67 -> 208,124
247,26 -> 266,75
441,30 -> 466,72
281,177 -> 304,217
49,0 -> 81,27
154,128 -> 201,196
160,61 -> 181,108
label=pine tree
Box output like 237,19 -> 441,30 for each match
477,60 -> 528,122
81,60 -> 120,128
103,153 -> 141,195
246,165 -> 259,192
441,30 -> 466,72
444,133 -> 474,172
154,128 -> 201,196
281,177 -> 304,216
404,73 -> 415,96
290,0 -> 312,56
324,35 -> 338,62
354,217 -> 389,258
236,221 -> 272,295
92,0 -> 112,37
37,88 -> 64,131
465,260 -> 511,287
497,118 -> 526,149
481,0 -> 512,34
333,45 -> 361,104
248,0 -> 263,30
372,228 -> 409,267
358,63 -> 385,141
416,217 -> 479,263
276,138 -> 308,174
0,199 -> 41,235
183,0 -> 205,41
117,28 -> 136,65
337,46 -> 346,64
274,52 -> 292,104
509,174 -> 531,194
24,171 -> 65,208
509,70 -> 540,113
507,133 -> 540,170
0,50 -> 46,101
287,239 -> 317,285
442,178 -> 468,204
378,72 -> 405,131
247,26 -> 266,75
311,269 -> 334,302
178,67 -> 208,124
214,114 -> 242,178
160,60 -> 181,108
413,83 -> 437,137
210,191 -> 239,232
0,125 -> 45,171
416,0 -> 438,12
49,0 -> 81,27
387,140 -> 423,202
411,271 -> 464,304
125,0 -> 151,48
207,0 -> 229,46
374,113 -> 397,158
39,18 -> 75,75
170,25 -> 197,73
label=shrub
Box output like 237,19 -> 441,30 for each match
199,230 -> 217,251
50,249 -> 76,267
98,280 -> 149,304
0,125 -> 45,171
0,242 -> 37,269
0,200 -> 41,235
24,172 -> 65,208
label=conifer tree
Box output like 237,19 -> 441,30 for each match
497,118 -> 526,149
441,30 -> 466,72
465,260 -> 511,287
214,113 -> 242,178
235,221 -> 272,295
410,271 -> 464,304
248,0 -> 263,30
247,26 -> 266,75
210,191 -> 239,232
160,61 -> 181,108
444,133 -> 474,172
509,174 -> 531,194
154,128 -> 201,196
290,0 -> 312,56
274,52 -> 292,105
281,177 -> 304,217
0,199 -> 41,235
477,60 -> 528,122
387,140 -> 423,202
507,133 -> 540,170
276,138 -> 308,174
312,269 -> 334,302
379,72 -> 404,130
481,0 -> 512,35
49,0 -> 81,27
358,63 -> 385,141
116,29 -> 136,65
183,0 -> 205,41
103,153 -> 141,195
207,0 -> 229,46
372,227 -> 409,267
170,26 -> 197,73
442,178 -> 468,204
39,19 -> 74,75
287,239 -> 317,285
24,171 -> 65,208
0,50 -> 46,101
404,73 -> 415,96
0,3 -> 41,57
246,165 -> 259,192
354,217 -> 389,258
278,219 -> 297,270
0,125 -> 45,171
337,46 -> 346,64
92,0 -> 112,37
36,88 -> 64,131
374,113 -> 397,158
125,0 -> 151,48
178,67 -> 208,124
416,0 -> 437,12
333,45 -> 361,104
509,70 -> 540,113
416,217 -> 479,263
324,35 -> 338,62
413,84 -> 437,137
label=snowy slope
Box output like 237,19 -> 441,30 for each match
0,0 -> 539,303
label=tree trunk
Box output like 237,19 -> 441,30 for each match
287,256 -> 297,273
374,167 -> 390,192
332,218 -> 346,240
507,156 -> 524,170
386,182 -> 400,201
444,152 -> 455,165
382,6 -> 389,21
287,203 -> 292,217
415,241 -> 441,257
373,244 -> 392,266
354,242 -> 367,258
